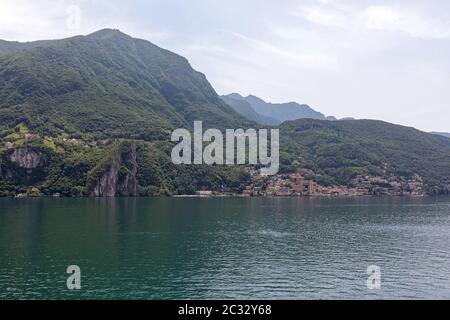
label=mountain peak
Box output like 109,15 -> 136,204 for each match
245,94 -> 268,105
87,28 -> 129,40
225,93 -> 245,100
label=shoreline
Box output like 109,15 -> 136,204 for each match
2,194 -> 446,199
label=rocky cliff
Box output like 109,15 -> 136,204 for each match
0,147 -> 49,186
90,143 -> 138,197
8,148 -> 46,170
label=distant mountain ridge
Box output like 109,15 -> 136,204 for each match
430,132 -> 450,139
221,93 -> 337,125
221,94 -> 279,125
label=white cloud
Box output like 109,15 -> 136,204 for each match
293,2 -> 450,40
364,5 -> 450,39
0,0 -> 63,40
230,31 -> 339,71
0,0 -> 168,42
295,6 -> 349,28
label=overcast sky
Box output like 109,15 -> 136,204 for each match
1,0 -> 449,132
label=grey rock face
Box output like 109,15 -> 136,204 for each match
91,145 -> 138,197
92,164 -> 120,197
8,148 -> 45,169
117,147 -> 138,197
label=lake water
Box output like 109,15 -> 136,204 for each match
0,197 -> 449,300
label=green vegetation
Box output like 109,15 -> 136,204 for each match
0,135 -> 251,197
0,29 -> 252,140
280,119 -> 450,193
0,30 -> 449,196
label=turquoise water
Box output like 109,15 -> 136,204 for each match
0,197 -> 449,299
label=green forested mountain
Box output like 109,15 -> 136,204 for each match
0,29 -> 252,197
0,30 -> 449,197
280,119 -> 450,193
0,29 -> 252,139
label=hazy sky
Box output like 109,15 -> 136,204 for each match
1,0 -> 449,132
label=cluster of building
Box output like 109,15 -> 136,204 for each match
238,168 -> 426,197
242,172 -> 318,197
348,175 -> 425,196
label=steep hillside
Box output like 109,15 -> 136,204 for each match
0,29 -> 252,141
280,119 -> 450,193
0,29 -> 253,196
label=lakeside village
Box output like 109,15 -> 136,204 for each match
194,167 -> 429,198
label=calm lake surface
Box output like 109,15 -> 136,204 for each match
0,197 -> 449,300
